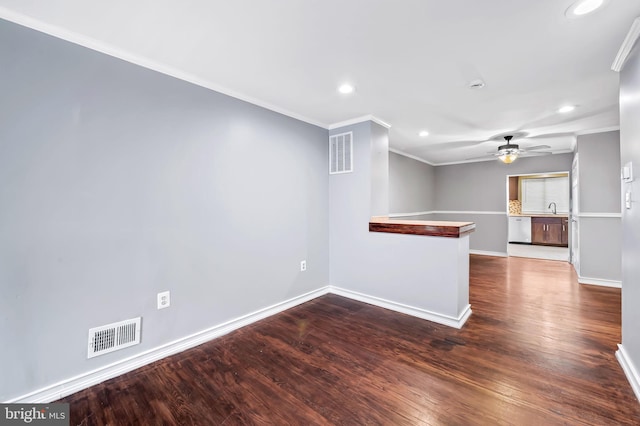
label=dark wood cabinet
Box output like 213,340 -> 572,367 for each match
532,221 -> 546,244
547,222 -> 563,245
531,217 -> 568,247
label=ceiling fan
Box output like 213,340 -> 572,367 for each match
470,135 -> 552,164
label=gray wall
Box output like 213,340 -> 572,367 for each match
579,218 -> 621,281
576,131 -> 621,282
329,120 -> 375,290
578,132 -> 622,213
370,124 -> 389,216
330,122 -> 469,321
389,152 -> 435,213
619,41 -> 640,380
434,154 -> 573,211
433,154 -> 574,253
0,20 -> 329,401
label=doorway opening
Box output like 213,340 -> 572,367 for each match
506,172 -> 570,261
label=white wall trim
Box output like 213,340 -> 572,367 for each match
328,115 -> 391,130
6,283 -> 476,403
388,148 -> 435,166
575,126 -> 621,136
388,210 -> 507,218
330,286 -> 472,329
470,250 -> 508,257
388,210 -> 506,217
612,17 -> 640,72
431,150 -> 575,167
578,213 -> 622,218
578,276 -> 622,288
436,210 -> 507,215
0,7 -> 329,130
616,344 -> 640,402
6,286 -> 331,403
508,170 -> 570,178
388,211 -> 435,218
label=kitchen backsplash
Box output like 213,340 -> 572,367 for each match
509,200 -> 522,215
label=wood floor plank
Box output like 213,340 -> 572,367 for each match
60,255 -> 640,425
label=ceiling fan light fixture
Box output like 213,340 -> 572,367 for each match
497,136 -> 519,163
499,151 -> 519,164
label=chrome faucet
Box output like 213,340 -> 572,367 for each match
548,202 -> 557,214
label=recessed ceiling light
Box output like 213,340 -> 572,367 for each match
338,83 -> 355,94
558,105 -> 576,113
419,130 -> 430,137
566,0 -> 608,18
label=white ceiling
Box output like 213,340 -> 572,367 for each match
1,0 -> 638,165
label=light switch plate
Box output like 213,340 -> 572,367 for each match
623,162 -> 634,182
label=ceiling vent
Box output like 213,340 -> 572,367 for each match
88,317 -> 141,358
329,132 -> 353,174
469,79 -> 486,89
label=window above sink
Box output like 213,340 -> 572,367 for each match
521,175 -> 569,214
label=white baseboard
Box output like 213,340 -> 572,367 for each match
8,284 -> 473,403
330,286 -> 472,329
578,276 -> 622,288
8,286 -> 331,404
616,344 -> 640,402
470,250 -> 508,257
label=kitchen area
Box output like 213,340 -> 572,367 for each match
507,173 -> 570,261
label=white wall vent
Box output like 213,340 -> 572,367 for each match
329,132 -> 353,174
88,317 -> 141,359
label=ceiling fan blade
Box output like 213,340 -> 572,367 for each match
418,137 -> 494,152
418,140 -> 484,151
521,145 -> 551,151
519,151 -> 553,157
524,132 -> 574,140
466,153 -> 498,160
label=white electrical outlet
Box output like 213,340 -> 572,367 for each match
300,260 -> 307,271
157,291 -> 170,309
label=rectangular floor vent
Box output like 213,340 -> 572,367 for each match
88,317 -> 141,359
329,132 -> 353,174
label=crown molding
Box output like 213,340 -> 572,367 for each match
612,17 -> 640,72
575,126 -> 620,136
430,149 -> 574,167
328,115 -> 391,130
388,148 -> 435,166
0,7 -> 328,129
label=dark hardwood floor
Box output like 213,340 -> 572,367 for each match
61,255 -> 640,425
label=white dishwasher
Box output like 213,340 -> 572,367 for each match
508,216 -> 531,243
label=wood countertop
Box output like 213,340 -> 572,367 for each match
369,216 -> 475,238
